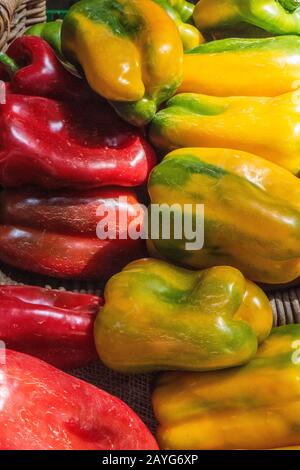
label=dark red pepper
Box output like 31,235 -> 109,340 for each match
0,349 -> 158,450
0,93 -> 156,189
0,285 -> 102,369
0,35 -> 92,101
0,187 -> 146,280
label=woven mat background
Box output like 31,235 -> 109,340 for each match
1,262 -> 299,433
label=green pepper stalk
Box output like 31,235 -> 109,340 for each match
0,52 -> 19,76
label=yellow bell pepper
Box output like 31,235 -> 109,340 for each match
61,0 -> 183,126
94,258 -> 272,373
148,148 -> 300,284
149,91 -> 300,174
153,325 -> 300,449
179,36 -> 300,96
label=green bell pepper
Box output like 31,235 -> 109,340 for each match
26,21 -> 63,58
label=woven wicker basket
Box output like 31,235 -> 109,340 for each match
0,0 -> 46,50
0,0 -> 299,435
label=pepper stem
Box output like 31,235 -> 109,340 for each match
279,0 -> 300,12
0,52 -> 19,76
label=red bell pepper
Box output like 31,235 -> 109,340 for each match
0,92 -> 156,189
0,349 -> 158,450
0,285 -> 102,369
0,188 -> 146,280
0,35 -> 92,101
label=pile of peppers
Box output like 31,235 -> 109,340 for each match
1,0 -> 300,451
0,35 -> 155,280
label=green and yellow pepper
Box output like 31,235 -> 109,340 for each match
149,91 -> 300,174
153,0 -> 203,51
94,258 -> 272,373
180,36 -> 300,96
193,0 -> 300,38
153,325 -> 300,449
168,0 -> 195,22
61,0 -> 183,126
148,148 -> 300,284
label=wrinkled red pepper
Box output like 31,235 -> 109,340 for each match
0,35 -> 92,101
0,285 -> 102,369
0,349 -> 158,450
0,92 -> 156,189
0,188 -> 146,280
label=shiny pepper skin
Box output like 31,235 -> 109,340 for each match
0,349 -> 158,450
179,36 -> 300,96
0,286 -> 102,369
0,36 -> 92,101
0,94 -> 156,189
148,148 -> 300,284
61,0 -> 183,126
168,0 -> 195,22
26,20 -> 63,58
0,188 -> 146,280
153,325 -> 300,450
94,258 -> 272,373
193,0 -> 300,39
149,91 -> 300,175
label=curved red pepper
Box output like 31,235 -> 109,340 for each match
0,94 -> 156,189
0,286 -> 102,369
0,349 -> 158,450
0,36 -> 92,101
0,188 -> 146,280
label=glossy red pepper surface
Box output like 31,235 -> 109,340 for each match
0,35 -> 92,101
0,349 -> 158,450
0,188 -> 146,280
0,285 -> 102,369
0,93 -> 156,189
